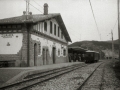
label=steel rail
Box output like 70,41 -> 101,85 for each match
0,64 -> 86,90
76,62 -> 103,90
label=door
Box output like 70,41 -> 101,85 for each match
34,43 -> 37,66
46,49 -> 48,64
53,47 -> 56,64
43,49 -> 46,65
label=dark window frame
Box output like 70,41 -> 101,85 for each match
50,21 -> 52,34
54,24 -> 56,35
61,31 -> 63,39
63,49 -> 66,56
58,27 -> 59,37
44,22 -> 47,31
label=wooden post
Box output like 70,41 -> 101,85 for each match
111,30 -> 114,59
118,0 -> 120,61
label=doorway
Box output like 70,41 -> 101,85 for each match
43,49 -> 46,65
34,43 -> 37,66
46,49 -> 48,65
52,47 -> 56,64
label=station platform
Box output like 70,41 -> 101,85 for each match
0,62 -> 85,86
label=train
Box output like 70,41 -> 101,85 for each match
68,46 -> 100,63
85,50 -> 100,63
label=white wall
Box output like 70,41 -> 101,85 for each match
33,18 -> 67,43
31,34 -> 67,57
0,33 -> 23,54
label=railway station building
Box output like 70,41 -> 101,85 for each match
0,3 -> 71,67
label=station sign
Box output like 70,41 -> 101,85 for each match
1,34 -> 13,38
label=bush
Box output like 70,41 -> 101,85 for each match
114,61 -> 120,80
114,61 -> 120,70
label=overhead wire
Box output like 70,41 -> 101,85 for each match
89,0 -> 101,40
25,0 -> 43,13
112,18 -> 118,31
67,26 -> 82,41
25,0 -> 81,42
68,30 -> 81,41
32,0 -> 43,9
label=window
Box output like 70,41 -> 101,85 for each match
44,22 -> 47,31
17,25 -> 22,28
7,25 -> 11,28
63,49 -> 66,56
3,26 -> 6,29
12,25 -> 16,28
37,23 -> 39,31
35,24 -> 38,30
58,49 -> 60,56
39,23 -> 41,31
54,24 -> 56,35
50,21 -> 52,34
38,44 -> 41,54
61,31 -> 63,39
58,27 -> 59,37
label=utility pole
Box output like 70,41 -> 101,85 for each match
26,0 -> 30,15
118,0 -> 120,61
111,30 -> 114,59
26,0 -> 30,16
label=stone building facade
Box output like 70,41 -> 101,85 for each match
0,3 -> 71,67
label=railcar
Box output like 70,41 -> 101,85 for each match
85,50 -> 100,63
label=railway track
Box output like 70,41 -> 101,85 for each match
0,63 -> 86,90
77,62 -> 104,90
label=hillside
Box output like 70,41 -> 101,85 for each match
69,40 -> 119,58
69,40 -> 119,50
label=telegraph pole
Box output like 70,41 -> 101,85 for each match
111,30 -> 114,59
118,0 -> 120,61
26,0 -> 30,15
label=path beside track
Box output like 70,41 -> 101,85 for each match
80,60 -> 120,90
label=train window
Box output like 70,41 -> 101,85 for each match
12,25 -> 16,28
91,53 -> 93,57
17,25 -> 22,28
7,25 -> 11,28
3,26 -> 6,28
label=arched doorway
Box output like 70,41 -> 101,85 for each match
34,43 -> 37,66
52,47 -> 56,64
43,49 -> 46,65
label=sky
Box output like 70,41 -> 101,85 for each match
0,0 -> 118,43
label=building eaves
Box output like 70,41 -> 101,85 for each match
0,13 -> 72,42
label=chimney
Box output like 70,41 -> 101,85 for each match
29,12 -> 32,15
23,11 -> 26,15
23,11 -> 26,20
44,3 -> 48,15
28,12 -> 33,19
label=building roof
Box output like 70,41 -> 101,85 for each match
86,50 -> 99,53
68,46 -> 87,53
0,13 -> 71,42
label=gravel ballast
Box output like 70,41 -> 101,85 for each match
29,61 -> 102,90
